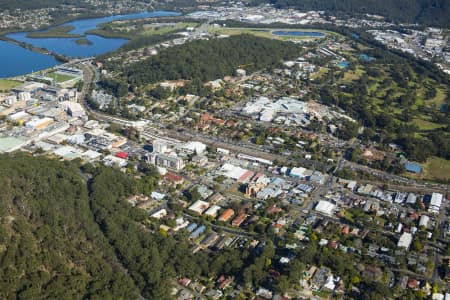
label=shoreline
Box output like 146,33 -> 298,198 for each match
0,10 -> 157,53
0,35 -> 69,63
0,10 -> 180,73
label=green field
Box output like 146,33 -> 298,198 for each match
88,22 -> 198,39
46,71 -> 76,83
141,22 -> 197,36
208,27 -> 329,40
411,118 -> 447,130
0,79 -> 22,91
27,25 -> 83,38
405,157 -> 450,182
342,66 -> 364,81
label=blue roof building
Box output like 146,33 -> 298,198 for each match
189,225 -> 206,239
186,223 -> 198,233
404,162 -> 422,173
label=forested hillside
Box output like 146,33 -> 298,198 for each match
125,34 -> 303,87
0,155 -> 138,299
0,0 -> 93,10
262,0 -> 450,27
0,154 -> 423,299
0,155 -> 272,298
0,155 -> 207,298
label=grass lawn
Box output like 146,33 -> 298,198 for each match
209,27 -> 329,40
46,72 -> 76,83
428,86 -> 447,107
405,157 -> 450,182
411,118 -> 447,130
310,67 -> 328,80
90,22 -> 198,39
142,22 -> 197,36
342,65 -> 365,81
0,79 -> 22,91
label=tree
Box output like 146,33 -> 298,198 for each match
187,186 -> 201,202
337,119 -> 359,140
275,275 -> 290,294
412,240 -> 423,252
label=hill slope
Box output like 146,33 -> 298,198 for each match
0,155 -> 138,299
0,154 -> 212,299
266,0 -> 450,27
125,34 -> 303,87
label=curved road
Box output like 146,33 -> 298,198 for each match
76,60 -> 450,195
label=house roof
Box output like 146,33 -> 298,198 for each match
164,172 -> 184,182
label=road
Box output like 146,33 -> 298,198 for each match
76,60 -> 450,198
72,57 -> 450,291
78,61 -> 95,104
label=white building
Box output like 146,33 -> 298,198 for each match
217,147 -> 230,155
188,200 -> 210,215
155,153 -> 184,171
25,117 -> 54,130
290,167 -> 307,179
397,232 -> 412,249
419,215 -> 430,228
182,141 -> 207,155
60,101 -> 85,118
103,155 -> 127,168
151,209 -> 167,219
153,139 -> 168,153
204,205 -> 221,218
315,200 -> 336,216
17,92 -> 31,101
429,192 -> 443,214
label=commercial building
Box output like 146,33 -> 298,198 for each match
153,139 -> 168,153
155,153 -> 184,171
25,117 -> 54,130
60,101 -> 85,118
103,155 -> 127,168
188,200 -> 210,215
419,215 -> 430,228
315,200 -> 336,216
429,193 -> 443,214
397,232 -> 413,249
219,163 -> 253,181
0,137 -> 29,153
181,141 -> 207,155
290,167 -> 307,179
53,146 -> 83,160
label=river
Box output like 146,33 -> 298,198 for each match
0,10 -> 179,78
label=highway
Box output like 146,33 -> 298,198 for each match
75,59 -> 449,195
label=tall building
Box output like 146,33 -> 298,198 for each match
153,139 -> 168,153
155,153 -> 184,171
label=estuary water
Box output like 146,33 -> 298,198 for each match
0,10 -> 179,78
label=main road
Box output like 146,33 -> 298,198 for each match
75,60 -> 450,195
